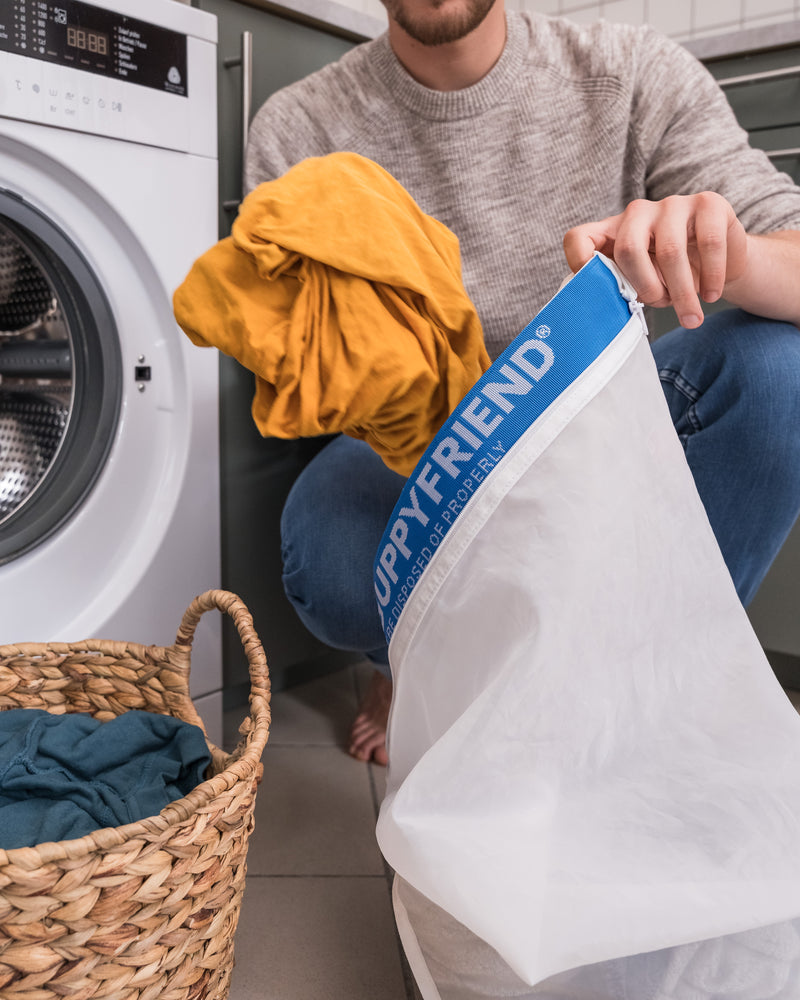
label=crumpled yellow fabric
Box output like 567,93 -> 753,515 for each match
173,152 -> 489,476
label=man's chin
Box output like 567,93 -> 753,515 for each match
384,0 -> 497,47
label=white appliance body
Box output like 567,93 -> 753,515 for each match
0,0 -> 222,742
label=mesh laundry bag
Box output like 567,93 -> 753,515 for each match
373,254 -> 800,1000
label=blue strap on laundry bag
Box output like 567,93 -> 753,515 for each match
373,254 -> 800,999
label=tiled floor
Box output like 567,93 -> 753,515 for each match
223,661 -> 421,1000
223,667 -> 800,1000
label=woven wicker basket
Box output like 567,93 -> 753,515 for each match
0,589 -> 270,1000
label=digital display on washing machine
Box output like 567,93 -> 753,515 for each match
66,25 -> 109,57
0,0 -> 188,96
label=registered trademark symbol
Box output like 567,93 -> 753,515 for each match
536,324 -> 551,338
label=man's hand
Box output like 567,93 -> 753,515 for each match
563,192 -> 749,329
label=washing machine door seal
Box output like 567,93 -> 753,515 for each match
0,190 -> 122,565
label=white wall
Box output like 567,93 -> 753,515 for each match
352,0 -> 799,42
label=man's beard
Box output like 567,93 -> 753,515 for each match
384,0 -> 497,47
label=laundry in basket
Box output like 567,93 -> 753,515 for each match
373,254 -> 800,999
0,708 -> 212,849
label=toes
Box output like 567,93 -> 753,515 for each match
349,714 -> 371,737
347,668 -> 392,765
348,717 -> 388,764
348,728 -> 384,762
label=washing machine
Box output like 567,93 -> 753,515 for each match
0,0 -> 222,742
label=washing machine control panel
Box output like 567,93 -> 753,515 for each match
0,0 -> 187,95
0,0 -> 215,156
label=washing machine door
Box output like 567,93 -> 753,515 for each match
0,193 -> 121,564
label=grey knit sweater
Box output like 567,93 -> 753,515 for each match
245,12 -> 800,359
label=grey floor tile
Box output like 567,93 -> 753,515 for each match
248,745 -> 385,875
223,657 -> 415,998
267,666 -> 359,747
229,876 -> 410,1000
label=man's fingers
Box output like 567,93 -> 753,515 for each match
611,196 -> 703,324
692,192 -> 731,304
611,200 -> 673,309
563,217 -> 619,273
563,194 -> 745,330
650,197 -> 704,328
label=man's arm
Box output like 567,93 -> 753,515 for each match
563,192 -> 800,330
723,229 -> 800,328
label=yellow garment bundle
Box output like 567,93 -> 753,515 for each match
173,152 -> 490,475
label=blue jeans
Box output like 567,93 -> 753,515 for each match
280,310 -> 800,671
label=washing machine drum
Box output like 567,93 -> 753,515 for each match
0,198 -> 121,565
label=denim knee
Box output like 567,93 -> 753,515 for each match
653,309 -> 800,464
280,505 -> 383,652
652,309 -> 800,603
279,437 -> 402,655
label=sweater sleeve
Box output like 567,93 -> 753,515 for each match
629,27 -> 800,234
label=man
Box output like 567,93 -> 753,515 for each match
244,0 -> 800,764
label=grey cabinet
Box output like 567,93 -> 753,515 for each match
706,44 -> 800,188
194,0 -> 364,236
192,0 -> 369,694
683,37 -> 800,678
704,42 -> 800,678
649,41 -> 800,340
706,45 -> 800,674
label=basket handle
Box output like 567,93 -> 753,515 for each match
174,589 -> 270,706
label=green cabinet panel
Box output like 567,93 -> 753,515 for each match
193,0 -> 365,693
195,0 -> 357,237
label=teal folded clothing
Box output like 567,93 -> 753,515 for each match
0,709 -> 211,849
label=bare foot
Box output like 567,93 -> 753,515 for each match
348,668 -> 392,765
